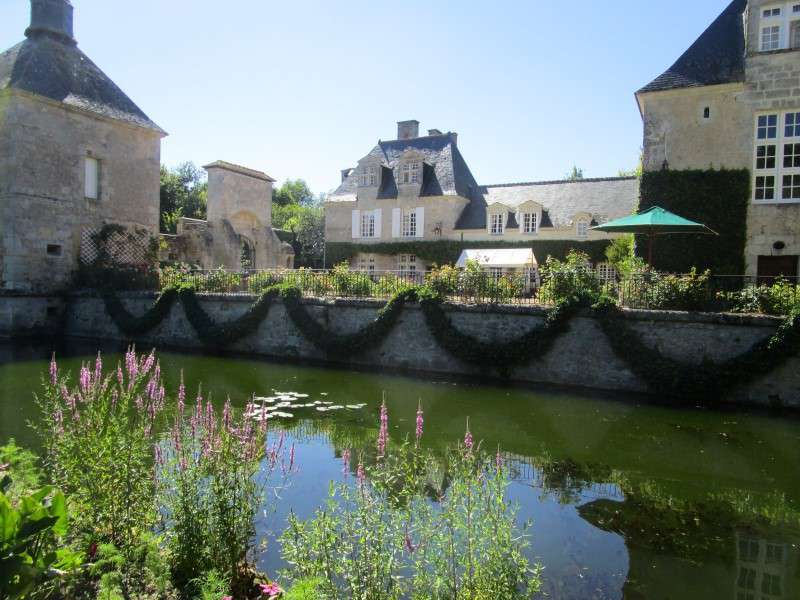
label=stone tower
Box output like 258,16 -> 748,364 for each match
0,0 -> 165,292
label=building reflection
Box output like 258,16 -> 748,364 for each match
735,532 -> 795,600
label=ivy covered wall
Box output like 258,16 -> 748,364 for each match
638,169 -> 750,274
325,240 -> 612,268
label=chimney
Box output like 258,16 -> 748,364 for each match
341,168 -> 353,183
449,131 -> 458,146
397,120 -> 420,140
26,0 -> 75,44
428,129 -> 443,136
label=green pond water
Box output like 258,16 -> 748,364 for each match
0,340 -> 799,600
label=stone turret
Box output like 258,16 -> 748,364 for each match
26,0 -> 75,45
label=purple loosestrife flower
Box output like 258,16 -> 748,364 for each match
377,399 -> 388,459
342,449 -> 351,477
54,408 -> 64,435
415,401 -> 424,445
141,350 -> 155,375
177,373 -> 186,415
464,418 -> 474,452
79,365 -> 91,394
49,354 -> 58,386
154,444 -> 164,467
94,352 -> 102,383
125,348 -> 138,379
356,461 -> 366,488
117,364 -> 124,388
223,398 -> 232,432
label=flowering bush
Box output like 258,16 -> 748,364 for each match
35,350 -> 165,561
158,389 -> 294,595
280,403 -> 540,599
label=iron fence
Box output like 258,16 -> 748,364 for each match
153,267 -> 800,315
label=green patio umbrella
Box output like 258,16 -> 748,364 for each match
591,206 -> 718,266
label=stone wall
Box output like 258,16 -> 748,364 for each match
0,90 -> 162,292
59,292 -> 800,408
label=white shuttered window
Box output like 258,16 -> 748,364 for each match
85,157 -> 99,199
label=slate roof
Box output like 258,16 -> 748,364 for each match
638,0 -> 746,94
455,177 -> 640,231
0,32 -> 164,133
328,133 -> 480,202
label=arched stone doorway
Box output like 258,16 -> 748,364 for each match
240,236 -> 255,270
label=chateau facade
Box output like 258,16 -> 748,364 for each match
325,120 -> 639,272
637,0 -> 800,278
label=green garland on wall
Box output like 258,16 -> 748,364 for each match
99,286 -> 800,401
278,286 -> 418,356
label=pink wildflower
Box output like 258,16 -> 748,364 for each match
259,582 -> 283,598
177,373 -> 186,415
154,444 -> 164,467
54,408 -> 64,435
141,350 -> 155,375
415,400 -> 424,445
356,461 -> 366,488
116,364 -> 124,388
79,365 -> 91,394
342,449 -> 351,477
223,398 -> 232,432
49,354 -> 58,386
125,348 -> 138,379
464,418 -> 473,452
377,399 -> 388,458
94,352 -> 102,383
222,596 -> 232,600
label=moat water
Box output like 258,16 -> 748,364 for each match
1,340 -> 799,600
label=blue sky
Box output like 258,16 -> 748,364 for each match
2,0 -> 728,194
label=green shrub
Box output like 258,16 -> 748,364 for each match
247,271 -> 281,294
280,404 -> 541,599
0,440 -> 42,501
718,279 -> 800,315
0,478 -> 82,599
424,264 -> 461,297
624,268 -> 711,311
34,350 -> 166,590
284,577 -> 324,600
539,251 -> 604,305
330,262 -> 374,297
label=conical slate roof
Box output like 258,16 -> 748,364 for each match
638,0 -> 746,94
0,32 -> 164,133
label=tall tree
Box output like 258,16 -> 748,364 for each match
565,165 -> 585,180
272,179 -> 314,206
159,162 -> 207,233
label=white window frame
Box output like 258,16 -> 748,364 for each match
792,19 -> 800,48
759,2 -> 800,51
754,110 -> 800,203
358,254 -> 376,272
360,212 -> 376,238
402,208 -> 417,238
84,156 -> 100,200
522,212 -> 538,234
399,162 -> 420,185
489,213 -> 505,235
576,220 -> 589,238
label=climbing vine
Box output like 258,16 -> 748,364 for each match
98,285 -> 800,401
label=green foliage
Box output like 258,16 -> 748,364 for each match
284,577 -> 324,600
157,396 -> 280,592
638,169 -> 749,274
34,350 -> 165,591
280,408 -> 541,599
102,288 -> 179,336
595,302 -> 800,400
273,179 -> 314,207
0,440 -> 43,501
625,268 -> 712,312
325,240 -> 611,269
0,479 -> 82,599
604,234 -> 635,268
538,251 -> 604,305
718,279 -> 800,315
565,165 -> 584,180
279,284 -> 418,356
160,163 -> 208,234
192,570 -> 231,600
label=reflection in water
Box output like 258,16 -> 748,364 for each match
1,341 -> 800,599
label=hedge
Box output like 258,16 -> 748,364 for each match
325,240 -> 612,267
638,169 -> 750,274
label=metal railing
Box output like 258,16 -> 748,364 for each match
152,267 -> 800,315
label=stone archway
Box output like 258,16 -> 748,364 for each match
240,235 -> 255,269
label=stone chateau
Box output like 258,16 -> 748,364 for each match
637,0 -> 800,278
326,120 -> 639,273
0,0 -> 291,293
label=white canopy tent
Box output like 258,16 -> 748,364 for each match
455,248 -> 540,290
456,248 -> 538,269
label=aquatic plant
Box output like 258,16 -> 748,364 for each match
157,393 -> 294,595
34,349 -> 166,594
280,404 -> 541,599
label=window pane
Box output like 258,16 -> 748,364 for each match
786,112 -> 800,137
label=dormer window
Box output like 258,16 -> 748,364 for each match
576,220 -> 589,239
490,213 -> 505,235
522,212 -> 538,234
359,165 -> 379,187
400,162 -> 420,184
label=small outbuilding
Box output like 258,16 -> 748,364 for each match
455,248 -> 540,290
